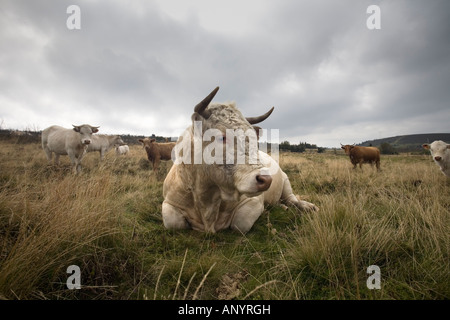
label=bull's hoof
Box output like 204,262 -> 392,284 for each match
292,200 -> 318,212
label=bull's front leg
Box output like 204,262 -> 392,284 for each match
69,147 -> 87,174
230,196 -> 264,234
162,201 -> 190,230
280,173 -> 318,212
67,150 -> 79,174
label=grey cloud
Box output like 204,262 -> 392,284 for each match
0,0 -> 449,147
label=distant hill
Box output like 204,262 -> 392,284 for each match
359,133 -> 450,153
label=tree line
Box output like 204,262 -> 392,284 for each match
279,141 -> 325,153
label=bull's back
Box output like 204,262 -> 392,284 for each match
42,126 -> 71,154
366,147 -> 380,160
353,147 -> 380,162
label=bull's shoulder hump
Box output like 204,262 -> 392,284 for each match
45,125 -> 66,131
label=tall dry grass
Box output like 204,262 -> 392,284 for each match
0,141 -> 448,300
0,142 -> 150,299
273,152 -> 450,299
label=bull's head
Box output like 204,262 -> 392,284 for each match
72,124 -> 99,145
179,87 -> 274,198
340,143 -> 355,155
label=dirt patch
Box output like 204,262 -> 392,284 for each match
216,271 -> 249,300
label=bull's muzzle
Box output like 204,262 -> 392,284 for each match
83,140 -> 91,145
256,174 -> 272,192
434,156 -> 442,161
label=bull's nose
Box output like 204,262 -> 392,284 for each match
435,156 -> 442,161
256,174 -> 272,192
84,140 -> 91,145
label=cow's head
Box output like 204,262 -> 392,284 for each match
423,140 -> 450,162
138,138 -> 155,148
340,143 -> 355,155
114,135 -> 125,146
178,87 -> 274,198
72,124 -> 99,145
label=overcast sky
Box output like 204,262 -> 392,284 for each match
1,0 -> 449,147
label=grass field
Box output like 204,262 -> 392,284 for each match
0,140 -> 448,300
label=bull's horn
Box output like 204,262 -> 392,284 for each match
246,106 -> 274,125
194,86 -> 219,119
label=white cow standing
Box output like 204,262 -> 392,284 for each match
423,140 -> 450,177
87,134 -> 125,160
42,124 -> 99,174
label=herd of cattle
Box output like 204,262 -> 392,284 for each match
40,87 -> 449,233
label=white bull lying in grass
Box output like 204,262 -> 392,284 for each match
162,87 -> 318,233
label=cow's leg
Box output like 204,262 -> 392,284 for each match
71,157 -> 81,174
70,159 -> 78,174
68,151 -> 81,174
43,147 -> 52,163
75,149 -> 88,173
162,201 -> 190,230
154,156 -> 161,172
231,197 -> 264,233
281,176 -> 318,212
54,154 -> 60,165
76,161 -> 82,173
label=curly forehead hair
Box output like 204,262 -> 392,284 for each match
200,102 -> 253,131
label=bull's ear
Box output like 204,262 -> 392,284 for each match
422,144 -> 430,150
446,144 -> 450,149
253,126 -> 262,140
191,112 -> 204,123
138,139 -> 144,144
92,126 -> 100,133
72,125 -> 80,132
150,139 -> 156,143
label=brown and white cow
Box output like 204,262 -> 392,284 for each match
162,87 -> 318,234
138,138 -> 176,171
422,140 -> 450,177
42,124 -> 99,174
340,144 -> 381,171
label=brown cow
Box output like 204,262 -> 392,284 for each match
341,143 -> 381,171
138,138 -> 176,171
